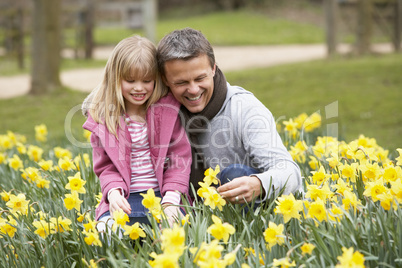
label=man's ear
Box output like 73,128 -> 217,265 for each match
212,64 -> 216,76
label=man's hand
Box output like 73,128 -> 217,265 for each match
217,175 -> 263,204
108,189 -> 131,216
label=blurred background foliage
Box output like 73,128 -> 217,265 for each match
0,0 -> 401,152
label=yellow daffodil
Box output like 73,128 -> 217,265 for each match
149,251 -> 180,268
311,166 -> 330,185
305,182 -> 333,202
355,147 -> 378,164
83,130 -> 92,142
36,211 -> 48,220
303,112 -> 321,132
160,224 -> 186,255
307,198 -> 327,223
382,166 -> 402,183
21,167 -> 41,182
181,214 -> 190,226
95,192 -> 102,208
64,191 -> 83,211
82,230 -> 102,247
263,222 -> 285,250
35,124 -> 48,142
273,257 -> 296,268
329,203 -> 344,222
294,113 -> 308,129
65,172 -> 86,194
356,134 -> 377,148
301,242 -> 315,255
204,165 -> 220,186
38,159 -> 53,171
207,215 -> 235,243
377,191 -> 397,211
338,163 -> 358,182
33,220 -> 55,238
244,247 -> 265,265
359,162 -> 381,182
326,152 -> 340,169
191,240 -> 225,267
123,222 -> 146,240
58,157 -> 76,171
289,140 -> 308,163
0,152 -> 6,164
112,209 -> 129,229
0,134 -> 13,150
396,148 -> 402,166
16,142 -> 26,154
83,215 -> 97,232
82,258 -> 99,268
0,216 -> 18,238
27,145 -> 44,162
50,216 -> 72,233
54,147 -> 73,159
375,147 -> 389,163
342,190 -> 362,212
274,193 -> 303,223
283,118 -> 299,139
1,190 -> 12,202
308,156 -> 320,171
141,188 -> 162,211
6,193 -> 30,215
36,177 -> 50,189
74,154 -> 91,171
335,247 -> 365,268
332,179 -> 353,196
363,178 -> 387,202
197,182 -> 226,211
8,154 -> 23,170
390,178 -> 402,203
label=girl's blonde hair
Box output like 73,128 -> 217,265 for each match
83,35 -> 167,137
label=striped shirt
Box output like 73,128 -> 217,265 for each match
126,116 -> 181,205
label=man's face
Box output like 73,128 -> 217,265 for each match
163,54 -> 216,114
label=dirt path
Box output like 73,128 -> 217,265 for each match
0,43 -> 393,99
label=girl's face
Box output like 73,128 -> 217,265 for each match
121,76 -> 155,115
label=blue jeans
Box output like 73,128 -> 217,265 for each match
218,164 -> 261,212
99,190 -> 162,226
218,164 -> 259,185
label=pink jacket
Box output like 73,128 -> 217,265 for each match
83,93 -> 191,220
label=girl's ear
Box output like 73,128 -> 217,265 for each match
212,64 -> 216,76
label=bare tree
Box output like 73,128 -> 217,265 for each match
355,0 -> 372,55
30,0 -> 61,95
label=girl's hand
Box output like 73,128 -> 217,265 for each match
108,189 -> 131,216
163,204 -> 184,228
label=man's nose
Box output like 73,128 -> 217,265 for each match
187,81 -> 199,94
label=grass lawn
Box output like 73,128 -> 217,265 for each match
1,53 -> 401,153
0,89 -> 88,147
94,10 -> 324,46
226,53 -> 402,152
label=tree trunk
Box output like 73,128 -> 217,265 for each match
30,0 -> 61,95
355,0 -> 372,55
84,0 -> 94,59
324,0 -> 339,57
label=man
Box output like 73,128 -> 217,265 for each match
157,27 -> 302,205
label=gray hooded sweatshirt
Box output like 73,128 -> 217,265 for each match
196,82 -> 302,201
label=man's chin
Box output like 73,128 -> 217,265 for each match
185,107 -> 203,114
182,101 -> 205,114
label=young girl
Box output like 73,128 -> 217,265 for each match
82,35 -> 191,229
